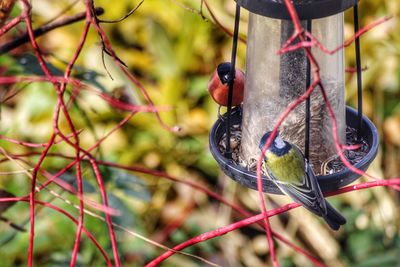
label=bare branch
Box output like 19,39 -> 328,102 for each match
0,7 -> 104,54
98,0 -> 144,23
0,0 -> 17,26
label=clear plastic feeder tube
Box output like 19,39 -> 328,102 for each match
241,13 -> 346,174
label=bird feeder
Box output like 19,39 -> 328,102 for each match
209,1 -> 379,193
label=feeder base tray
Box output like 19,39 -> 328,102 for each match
209,106 -> 379,194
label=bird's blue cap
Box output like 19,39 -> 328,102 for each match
259,131 -> 275,150
259,131 -> 291,156
217,62 -> 232,84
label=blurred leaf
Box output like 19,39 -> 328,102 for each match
170,229 -> 188,244
342,208 -> 364,232
352,249 -> 400,267
187,76 -> 209,100
49,252 -> 85,267
15,53 -> 63,76
16,81 -> 55,123
280,257 -> 295,267
383,92 -> 400,118
383,114 -> 400,146
113,170 -> 151,202
59,173 -> 96,193
347,230 -> 384,261
0,189 -> 15,214
0,55 -> 23,75
13,53 -> 108,92
107,193 -> 135,227
148,20 -> 179,78
98,165 -> 113,184
74,69 -> 107,93
170,229 -> 195,254
120,187 -> 151,202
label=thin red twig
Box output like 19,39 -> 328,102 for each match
0,197 -> 113,266
0,130 -> 83,148
0,15 -> 22,36
3,151 -> 325,266
203,0 -> 247,44
145,178 -> 400,265
0,0 -> 395,266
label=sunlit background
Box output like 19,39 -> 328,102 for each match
0,0 -> 399,266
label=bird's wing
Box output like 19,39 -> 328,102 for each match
305,160 -> 327,214
266,146 -> 327,216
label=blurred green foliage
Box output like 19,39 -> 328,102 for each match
0,0 -> 399,266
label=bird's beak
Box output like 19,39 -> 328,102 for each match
221,74 -> 230,84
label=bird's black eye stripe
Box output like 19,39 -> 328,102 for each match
217,62 -> 233,84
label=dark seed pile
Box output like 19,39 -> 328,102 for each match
218,124 -> 369,176
321,127 -> 369,175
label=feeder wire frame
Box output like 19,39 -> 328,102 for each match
210,1 -> 379,194
305,19 -> 312,161
354,4 -> 363,141
225,4 -> 241,158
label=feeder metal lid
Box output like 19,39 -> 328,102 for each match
235,0 -> 358,20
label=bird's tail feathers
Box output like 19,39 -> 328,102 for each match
322,202 -> 346,231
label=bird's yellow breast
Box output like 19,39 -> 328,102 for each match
265,148 -> 305,184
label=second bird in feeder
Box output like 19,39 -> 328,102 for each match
208,62 -> 245,107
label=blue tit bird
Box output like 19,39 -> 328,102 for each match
259,132 -> 346,230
